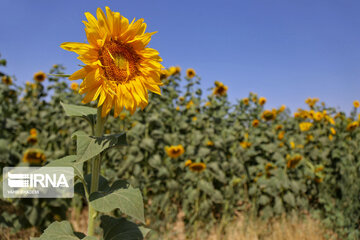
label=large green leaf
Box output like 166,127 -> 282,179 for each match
100,215 -> 150,240
60,102 -> 96,125
45,155 -> 83,179
72,131 -> 127,163
89,180 -> 145,223
30,221 -> 96,240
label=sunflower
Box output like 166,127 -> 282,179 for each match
212,82 -> 228,96
299,122 -> 312,132
61,7 -> 163,117
252,119 -> 259,127
206,140 -> 214,147
286,155 -> 302,169
70,82 -> 79,91
328,134 -> 333,141
204,101 -> 211,107
2,76 -> 12,85
354,100 -> 360,108
165,145 -> 185,158
346,121 -> 359,131
330,127 -> 336,135
27,135 -> 38,145
30,128 -> 37,136
189,162 -> 206,173
119,112 -> 127,120
313,112 -> 323,121
23,149 -> 46,165
275,124 -> 283,131
186,68 -> 196,78
240,141 -> 251,149
261,109 -> 276,121
186,100 -> 194,109
175,106 -> 180,111
185,159 -> 192,167
34,71 -> 47,82
258,97 -> 266,106
278,104 -> 286,113
278,131 -> 285,140
160,69 -> 169,80
242,97 -> 249,105
168,66 -> 181,75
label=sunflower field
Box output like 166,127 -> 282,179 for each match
1,6 -> 360,240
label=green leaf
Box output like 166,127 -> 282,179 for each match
45,155 -> 83,180
89,180 -> 145,223
60,102 -> 96,124
72,132 -> 127,163
100,215 -> 149,240
30,221 -> 91,240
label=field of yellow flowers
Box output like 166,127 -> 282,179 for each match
1,52 -> 360,239
0,7 -> 360,239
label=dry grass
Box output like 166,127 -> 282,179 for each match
155,212 -> 338,240
0,209 -> 338,240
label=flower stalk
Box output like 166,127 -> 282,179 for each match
88,106 -> 106,236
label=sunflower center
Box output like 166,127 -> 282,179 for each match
99,40 -> 140,84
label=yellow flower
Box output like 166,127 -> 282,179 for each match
275,124 -> 283,131
212,82 -> 228,96
61,7 -> 163,117
354,100 -> 360,108
243,98 -> 249,105
23,149 -> 46,165
299,122 -> 313,132
192,116 -> 197,121
286,155 -> 302,169
2,76 -> 12,85
30,128 -> 37,136
185,159 -> 192,167
252,119 -> 259,127
179,96 -> 185,102
27,135 -> 38,145
315,176 -> 323,183
240,141 -> 251,149
207,140 -> 214,146
313,112 -> 323,121
186,100 -> 194,109
33,71 -> 47,82
261,109 -> 276,121
165,145 -> 185,158
306,134 -> 314,141
131,121 -> 138,128
278,131 -> 285,140
189,162 -> 206,173
290,141 -> 295,149
329,134 -> 333,141
278,105 -> 286,113
70,82 -> 79,91
330,127 -> 336,135
305,97 -> 319,108
186,68 -> 196,78
315,165 -> 324,173
279,142 -> 284,147
169,66 -> 181,75
327,117 -> 335,125
176,106 -> 180,111
294,112 -> 300,118
119,112 -> 127,120
258,97 -> 266,106
204,101 -> 211,107
346,121 -> 359,131
160,69 -> 169,80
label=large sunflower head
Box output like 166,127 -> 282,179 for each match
212,81 -> 228,96
61,7 -> 163,117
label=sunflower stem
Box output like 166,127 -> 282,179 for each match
88,106 -> 106,237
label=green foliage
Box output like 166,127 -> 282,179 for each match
1,58 -> 360,239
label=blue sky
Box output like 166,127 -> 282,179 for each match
1,0 -> 359,113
